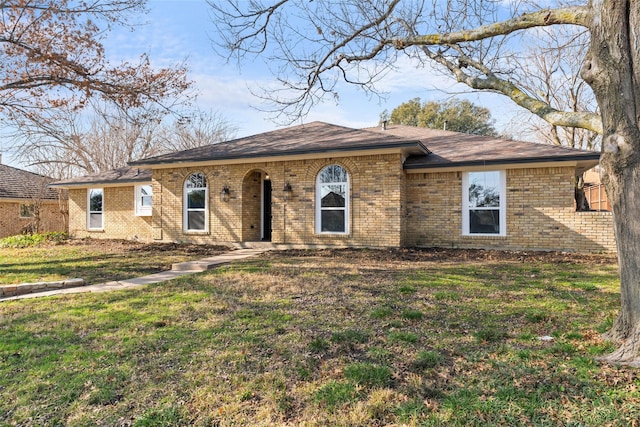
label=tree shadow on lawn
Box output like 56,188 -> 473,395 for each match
0,242 -> 229,285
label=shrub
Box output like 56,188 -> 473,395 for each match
0,232 -> 68,248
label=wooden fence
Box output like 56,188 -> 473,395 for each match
584,184 -> 610,211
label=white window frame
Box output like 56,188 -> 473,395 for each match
462,170 -> 506,236
87,188 -> 104,230
315,164 -> 350,235
135,184 -> 153,216
183,173 -> 208,232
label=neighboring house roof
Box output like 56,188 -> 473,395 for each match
365,124 -> 601,171
129,121 -> 430,166
50,167 -> 152,188
321,191 -> 346,207
0,164 -> 60,200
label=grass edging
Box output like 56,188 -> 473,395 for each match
0,278 -> 84,298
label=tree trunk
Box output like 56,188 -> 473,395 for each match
582,1 -> 640,364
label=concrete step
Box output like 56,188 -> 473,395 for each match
171,248 -> 271,272
232,241 -> 279,249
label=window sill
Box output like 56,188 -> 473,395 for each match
462,233 -> 506,238
87,229 -> 105,233
316,232 -> 350,237
183,230 -> 210,235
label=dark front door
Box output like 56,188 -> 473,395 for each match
262,179 -> 272,241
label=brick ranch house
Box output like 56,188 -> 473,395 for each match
0,160 -> 67,238
51,122 -> 615,253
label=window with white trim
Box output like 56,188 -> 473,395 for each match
135,184 -> 153,216
462,171 -> 506,235
183,173 -> 208,232
88,188 -> 104,230
316,164 -> 349,234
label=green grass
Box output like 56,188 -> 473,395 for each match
0,246 -> 633,426
0,238 -> 226,285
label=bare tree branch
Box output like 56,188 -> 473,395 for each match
0,0 -> 192,125
394,6 -> 590,47
210,1 -> 600,133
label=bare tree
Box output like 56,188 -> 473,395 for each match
508,26 -> 600,151
0,1 -> 191,124
157,110 -> 239,153
16,103 -> 237,178
15,102 -> 162,176
502,25 -> 601,211
211,0 -> 640,365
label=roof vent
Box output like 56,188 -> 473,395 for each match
381,120 -> 387,131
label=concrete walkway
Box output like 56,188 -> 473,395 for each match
1,248 -> 269,302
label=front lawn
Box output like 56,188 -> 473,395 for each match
0,238 -> 226,285
1,247 -> 634,426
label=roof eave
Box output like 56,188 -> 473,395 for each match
49,177 -> 152,189
404,154 -> 600,171
129,142 -> 429,167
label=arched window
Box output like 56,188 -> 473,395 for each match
184,173 -> 208,231
316,164 -> 349,234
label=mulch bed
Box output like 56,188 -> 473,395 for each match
63,238 -> 229,257
274,247 -> 618,265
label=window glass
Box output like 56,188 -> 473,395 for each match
89,189 -> 103,212
321,184 -> 346,208
469,209 -> 500,234
135,184 -> 152,216
463,171 -> 505,235
184,173 -> 207,231
20,204 -> 35,218
187,189 -> 206,209
468,171 -> 501,208
140,185 -> 152,207
321,210 -> 345,233
317,165 -> 348,233
187,211 -> 205,230
88,188 -> 103,229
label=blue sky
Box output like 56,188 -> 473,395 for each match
1,0 -> 524,168
115,0 -> 519,138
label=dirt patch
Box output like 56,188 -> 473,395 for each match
274,247 -> 618,265
62,238 -> 229,257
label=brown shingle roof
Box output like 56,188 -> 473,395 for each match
365,124 -> 600,169
51,122 -> 602,187
0,164 -> 60,200
129,121 -> 428,166
50,167 -> 152,188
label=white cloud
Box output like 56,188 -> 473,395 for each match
102,1 -> 530,137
